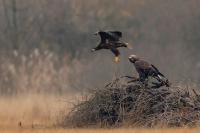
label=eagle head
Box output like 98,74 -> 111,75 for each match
129,54 -> 139,63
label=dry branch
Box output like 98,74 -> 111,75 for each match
62,78 -> 200,128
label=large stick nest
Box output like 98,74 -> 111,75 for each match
62,79 -> 200,128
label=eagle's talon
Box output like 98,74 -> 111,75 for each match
114,56 -> 120,63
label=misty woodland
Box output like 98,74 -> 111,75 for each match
0,0 -> 200,130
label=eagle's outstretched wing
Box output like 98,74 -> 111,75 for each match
108,31 -> 122,38
98,31 -> 122,42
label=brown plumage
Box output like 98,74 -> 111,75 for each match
92,30 -> 130,63
128,55 -> 170,87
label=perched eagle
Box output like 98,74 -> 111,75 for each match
128,55 -> 170,87
92,30 -> 130,63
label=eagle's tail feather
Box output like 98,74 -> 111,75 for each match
151,64 -> 165,77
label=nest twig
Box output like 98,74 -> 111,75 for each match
61,78 -> 200,128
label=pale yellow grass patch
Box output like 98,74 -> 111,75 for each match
0,94 -> 78,128
0,94 -> 199,133
0,128 -> 200,133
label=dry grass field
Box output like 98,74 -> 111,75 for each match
0,94 -> 200,133
1,128 -> 200,133
0,94 -> 76,129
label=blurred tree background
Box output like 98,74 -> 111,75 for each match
0,0 -> 198,56
0,0 -> 199,95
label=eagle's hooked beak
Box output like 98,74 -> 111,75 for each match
128,56 -> 134,63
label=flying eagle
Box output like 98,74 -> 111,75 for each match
92,31 -> 130,63
128,55 -> 170,87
